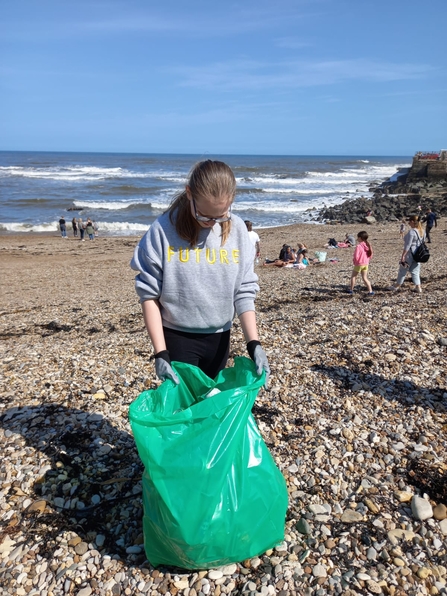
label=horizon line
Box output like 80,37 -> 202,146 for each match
0,149 -> 414,158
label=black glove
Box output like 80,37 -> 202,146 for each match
154,350 -> 180,385
247,340 -> 270,389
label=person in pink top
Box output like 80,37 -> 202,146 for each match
348,231 -> 374,295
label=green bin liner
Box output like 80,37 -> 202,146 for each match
129,356 -> 288,569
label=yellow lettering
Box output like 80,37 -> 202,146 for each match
167,245 -> 175,262
206,248 -> 216,264
232,249 -> 240,263
179,248 -> 190,263
220,249 -> 229,264
194,248 -> 201,263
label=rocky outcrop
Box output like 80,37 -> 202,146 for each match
316,153 -> 447,224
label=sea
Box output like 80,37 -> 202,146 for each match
0,151 -> 411,235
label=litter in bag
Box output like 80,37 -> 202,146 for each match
129,356 -> 288,569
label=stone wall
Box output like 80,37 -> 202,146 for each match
408,150 -> 447,181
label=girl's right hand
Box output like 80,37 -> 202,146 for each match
154,351 -> 180,384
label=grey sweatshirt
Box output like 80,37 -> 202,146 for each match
131,212 -> 259,334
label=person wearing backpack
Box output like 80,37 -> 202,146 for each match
388,215 -> 425,294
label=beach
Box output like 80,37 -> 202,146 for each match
1,221 -> 447,595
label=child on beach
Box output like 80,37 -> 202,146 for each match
348,231 -> 374,295
131,160 -> 270,386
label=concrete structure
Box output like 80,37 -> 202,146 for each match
408,150 -> 447,180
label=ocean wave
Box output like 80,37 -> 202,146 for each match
234,196 -> 345,213
73,200 -> 146,210
98,222 -> 149,233
0,222 -> 61,233
0,165 -> 150,181
0,220 -> 149,235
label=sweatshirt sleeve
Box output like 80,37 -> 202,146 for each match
130,226 -> 163,303
233,223 -> 259,316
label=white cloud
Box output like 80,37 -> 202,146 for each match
174,58 -> 435,91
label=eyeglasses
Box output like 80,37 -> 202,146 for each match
192,197 -> 232,223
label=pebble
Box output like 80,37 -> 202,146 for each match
433,504 -> 447,520
1,230 -> 447,596
341,510 -> 363,523
387,529 -> 416,545
75,542 -> 89,556
411,495 -> 434,521
296,518 -> 312,535
312,564 -> 327,578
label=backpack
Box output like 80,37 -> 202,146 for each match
412,233 -> 430,263
328,238 -> 338,248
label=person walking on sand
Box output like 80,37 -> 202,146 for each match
348,231 -> 374,295
59,216 -> 67,238
72,217 -> 78,237
422,208 -> 437,243
388,215 -> 424,294
244,220 -> 260,263
131,160 -> 270,386
78,218 -> 86,241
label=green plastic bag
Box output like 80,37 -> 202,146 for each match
129,356 -> 288,569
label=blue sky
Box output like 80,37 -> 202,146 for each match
1,0 -> 446,155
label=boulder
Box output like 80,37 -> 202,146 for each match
363,216 -> 377,225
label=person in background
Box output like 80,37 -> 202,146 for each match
345,233 -> 356,247
295,249 -> 317,268
422,208 -> 437,243
263,245 -> 296,267
86,219 -> 95,240
295,242 -> 307,257
131,160 -> 270,387
78,218 -> 85,241
72,217 -> 78,237
59,216 -> 67,238
93,221 -> 99,237
399,220 -> 406,239
348,231 -> 374,295
244,220 -> 260,262
388,215 -> 424,294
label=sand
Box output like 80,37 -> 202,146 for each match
1,221 -> 447,594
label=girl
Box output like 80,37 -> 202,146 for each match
131,160 -> 270,386
389,215 -> 424,293
295,249 -> 311,268
348,231 -> 374,295
86,219 -> 95,240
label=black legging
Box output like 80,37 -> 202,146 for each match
163,327 -> 230,379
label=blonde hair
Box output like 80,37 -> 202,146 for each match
408,215 -> 423,236
168,160 -> 236,247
